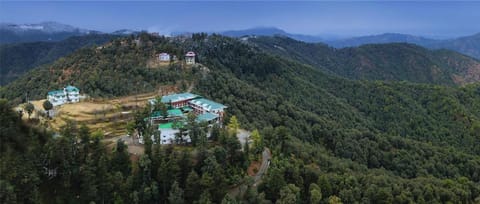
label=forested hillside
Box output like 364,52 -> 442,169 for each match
249,36 -> 480,85
0,34 -> 120,85
326,32 -> 480,60
429,33 -> 480,60
1,34 -> 480,203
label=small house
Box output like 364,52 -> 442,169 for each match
185,51 -> 196,65
159,53 -> 170,62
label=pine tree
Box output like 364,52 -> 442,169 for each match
227,115 -> 239,136
198,191 -> 213,204
276,184 -> 300,204
111,140 -> 131,176
185,171 -> 201,203
309,183 -> 322,204
328,195 -> 343,204
24,102 -> 34,119
42,100 -> 53,118
168,181 -> 185,204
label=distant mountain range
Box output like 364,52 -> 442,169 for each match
219,27 -> 326,43
325,33 -> 480,59
0,22 -> 138,44
2,22 -> 479,59
220,27 -> 480,59
0,22 -> 100,44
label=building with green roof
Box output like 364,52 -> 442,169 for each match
196,112 -> 219,123
148,92 -> 227,126
47,85 -> 80,106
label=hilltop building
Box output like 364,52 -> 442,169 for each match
146,92 -> 227,144
185,51 -> 196,65
158,53 -> 170,62
47,85 -> 80,106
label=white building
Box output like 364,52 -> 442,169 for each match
185,51 -> 196,65
159,53 -> 170,62
139,128 -> 191,145
47,85 -> 80,106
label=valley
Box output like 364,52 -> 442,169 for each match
1,32 -> 480,203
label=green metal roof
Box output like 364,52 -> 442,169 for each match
65,85 -> 79,92
167,109 -> 183,117
161,93 -> 199,103
48,90 -> 64,96
151,111 -> 162,118
48,85 -> 79,96
190,98 -> 227,111
158,122 -> 184,129
158,123 -> 173,129
196,112 -> 219,122
151,108 -> 184,118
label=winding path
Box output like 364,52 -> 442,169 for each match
253,148 -> 272,186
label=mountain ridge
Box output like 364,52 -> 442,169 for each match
0,21 -> 100,44
220,27 -> 480,59
248,36 -> 480,86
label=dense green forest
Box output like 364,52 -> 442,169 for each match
0,34 -> 120,85
249,36 -> 480,85
0,99 -> 252,203
1,33 -> 480,203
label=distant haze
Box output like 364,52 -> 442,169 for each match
1,1 -> 479,39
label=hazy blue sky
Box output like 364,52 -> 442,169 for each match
1,1 -> 479,38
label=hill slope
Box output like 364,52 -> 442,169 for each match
249,36 -> 480,85
0,34 -> 120,85
2,34 -> 480,202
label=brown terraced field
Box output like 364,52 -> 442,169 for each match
24,91 -> 161,138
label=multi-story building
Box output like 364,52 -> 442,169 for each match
145,92 -> 227,145
47,85 -> 80,106
189,98 -> 227,124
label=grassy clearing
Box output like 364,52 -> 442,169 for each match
23,91 -> 160,138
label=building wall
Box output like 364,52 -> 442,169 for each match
47,90 -> 80,106
186,56 -> 195,65
159,55 -> 170,61
171,100 -> 189,108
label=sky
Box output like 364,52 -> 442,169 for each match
0,1 -> 479,39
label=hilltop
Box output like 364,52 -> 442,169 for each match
1,33 -> 480,203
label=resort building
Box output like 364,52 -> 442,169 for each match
185,51 -> 196,65
189,98 -> 227,124
145,92 -> 227,144
151,93 -> 200,108
47,85 -> 80,106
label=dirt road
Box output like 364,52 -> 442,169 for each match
253,148 -> 272,186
